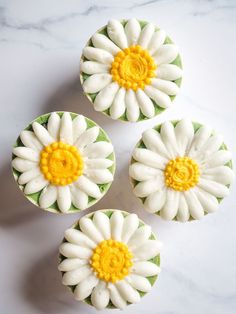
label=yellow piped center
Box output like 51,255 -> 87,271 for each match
91,239 -> 133,283
111,45 -> 157,91
164,157 -> 200,191
40,142 -> 84,186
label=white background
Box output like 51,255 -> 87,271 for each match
0,1 -> 236,313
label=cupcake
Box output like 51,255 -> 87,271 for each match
58,210 -> 161,309
129,119 -> 234,221
12,112 -> 115,213
80,18 -> 182,122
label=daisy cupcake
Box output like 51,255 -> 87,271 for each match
129,119 -> 234,221
80,19 -> 182,122
12,112 -> 115,213
59,210 -> 161,309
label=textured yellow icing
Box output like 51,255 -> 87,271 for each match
91,239 -> 133,283
111,45 -> 156,91
40,142 -> 84,186
164,157 -> 200,191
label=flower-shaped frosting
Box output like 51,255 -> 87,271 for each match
129,119 -> 234,221
12,112 -> 115,213
59,210 -> 161,309
80,18 -> 182,122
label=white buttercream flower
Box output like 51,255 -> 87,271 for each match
129,119 -> 234,221
59,210 -> 161,309
12,112 -> 115,213
80,18 -> 182,122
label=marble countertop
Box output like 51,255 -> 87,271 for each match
0,0 -> 236,313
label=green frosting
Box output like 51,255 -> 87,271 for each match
59,210 -> 161,308
80,19 -> 182,122
12,112 -> 116,214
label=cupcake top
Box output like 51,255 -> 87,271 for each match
12,112 -> 115,213
59,210 -> 161,309
80,18 -> 182,122
129,119 -> 234,221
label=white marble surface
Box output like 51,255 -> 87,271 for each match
0,0 -> 236,313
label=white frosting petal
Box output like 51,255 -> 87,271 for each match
91,280 -> 110,310
85,158 -> 113,169
184,190 -> 204,220
92,33 -> 120,55
79,216 -> 104,243
64,228 -> 96,249
58,258 -> 87,272
126,274 -> 151,292
107,19 -> 128,49
12,157 -> 37,172
70,185 -> 88,210
188,125 -> 212,157
133,177 -> 164,198
39,185 -> 57,209
93,211 -> 111,239
47,112 -> 60,140
32,122 -> 54,146
125,89 -> 140,122
132,148 -> 167,169
94,82 -> 119,111
110,87 -> 126,120
205,150 -> 232,168
62,265 -> 92,286
194,134 -> 224,162
151,78 -> 179,95
84,169 -> 113,184
176,194 -> 190,222
132,240 -> 162,261
115,280 -> 140,304
128,225 -> 152,249
59,112 -> 73,145
203,166 -> 234,185
153,44 -> 179,65
20,130 -> 43,151
18,166 -> 41,185
157,64 -> 182,81
129,162 -> 159,181
144,85 -> 172,108
74,274 -> 99,301
121,213 -> 139,243
160,121 -> 179,158
57,186 -> 71,213
148,30 -> 166,55
75,126 -> 99,150
160,189 -> 180,220
136,88 -> 155,118
83,141 -> 113,158
83,73 -> 112,94
175,119 -> 194,156
75,175 -> 102,199
81,61 -> 110,75
13,146 -> 39,161
124,18 -> 141,46
108,283 -> 127,309
110,211 -> 124,241
59,243 -> 92,259
138,22 -> 155,48
144,189 -> 166,213
198,178 -> 229,198
24,175 -> 48,195
72,115 -> 87,144
83,46 -> 114,64
194,187 -> 219,213
142,128 -> 171,159
132,261 -> 161,276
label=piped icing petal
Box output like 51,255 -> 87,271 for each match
160,121 -> 179,158
83,141 -> 113,158
138,23 -> 155,48
127,225 -> 152,249
59,112 -> 73,145
93,211 -> 111,240
144,189 -> 166,213
204,150 -> 232,168
188,125 -> 212,157
72,115 -> 87,144
144,85 -> 172,108
110,211 -> 124,241
202,166 -> 235,185
142,128 -> 171,159
39,185 -> 57,209
13,147 -> 39,162
47,112 -> 60,140
18,167 -> 41,185
160,189 -> 180,220
132,240 -> 162,261
148,30 -> 166,55
94,82 -> 119,112
131,261 -> 161,277
83,46 -> 114,64
24,175 -> 48,195
85,158 -> 113,169
126,275 -> 151,292
176,194 -> 190,222
121,214 -> 139,243
124,18 -> 141,46
91,281 -> 110,310
107,19 -> 128,49
125,89 -> 140,122
84,169 -> 113,184
115,280 -> 141,304
132,148 -> 167,169
174,119 -> 194,156
57,185 -> 71,213
62,265 -> 92,286
184,190 -> 204,220
74,126 -> 99,150
133,176 -> 164,198
32,122 -> 54,146
108,283 -> 127,310
110,87 -> 126,120
70,186 -> 88,210
74,274 -> 99,301
12,157 -> 37,172
151,78 -> 179,95
194,187 -> 219,213
83,73 -> 112,93
157,64 -> 182,81
64,228 -> 96,249
81,61 -> 110,75
91,33 -> 121,55
59,243 -> 92,259
198,178 -> 230,198
129,162 -> 159,181
153,44 -> 179,65
20,130 -> 43,151
79,216 -> 104,243
75,175 -> 102,199
58,258 -> 87,272
136,88 -> 155,118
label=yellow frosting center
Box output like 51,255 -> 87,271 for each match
164,157 -> 200,191
111,45 -> 157,91
91,239 -> 133,283
40,142 -> 84,186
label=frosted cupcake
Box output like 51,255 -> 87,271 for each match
129,119 -> 234,221
58,210 -> 161,309
12,112 -> 115,213
80,19 -> 182,122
